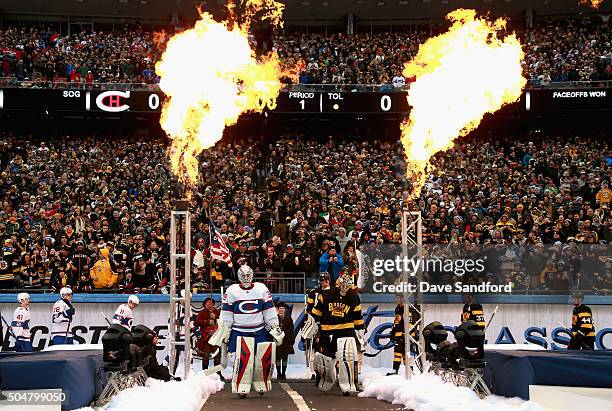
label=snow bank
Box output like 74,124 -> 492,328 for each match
76,372 -> 223,411
43,343 -> 103,351
359,372 -> 544,411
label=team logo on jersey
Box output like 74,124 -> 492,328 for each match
0,260 -> 7,270
329,302 -> 350,317
237,299 -> 260,314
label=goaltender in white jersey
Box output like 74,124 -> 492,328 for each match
210,265 -> 284,398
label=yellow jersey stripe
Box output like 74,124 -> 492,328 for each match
321,323 -> 355,331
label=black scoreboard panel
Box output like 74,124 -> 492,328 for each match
279,91 -> 410,113
0,88 -> 609,115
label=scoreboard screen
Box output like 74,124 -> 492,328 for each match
0,88 -> 609,115
279,91 -> 409,113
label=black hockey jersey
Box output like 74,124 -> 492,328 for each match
306,286 -> 329,314
461,303 -> 485,329
311,288 -> 364,334
391,304 -> 420,339
572,304 -> 596,338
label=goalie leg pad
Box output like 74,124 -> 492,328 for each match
336,337 -> 359,393
232,336 -> 255,395
252,342 -> 275,393
314,352 -> 335,391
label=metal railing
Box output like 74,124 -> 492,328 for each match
1,78 -> 609,92
254,271 -> 307,294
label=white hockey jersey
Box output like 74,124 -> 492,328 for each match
12,306 -> 31,341
112,303 -> 134,330
220,282 -> 278,332
51,299 -> 75,337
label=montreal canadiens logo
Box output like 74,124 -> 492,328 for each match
96,90 -> 131,113
237,300 -> 260,314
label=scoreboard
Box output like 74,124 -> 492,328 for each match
279,91 -> 409,113
0,87 -> 609,115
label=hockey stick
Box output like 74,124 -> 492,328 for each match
0,315 -> 17,340
484,305 -> 499,333
558,322 -> 591,349
364,342 -> 395,357
100,312 -> 112,326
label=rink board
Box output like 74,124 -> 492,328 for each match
1,301 -> 611,368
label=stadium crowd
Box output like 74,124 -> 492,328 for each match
0,132 -> 610,295
0,15 -> 609,86
0,26 -> 159,85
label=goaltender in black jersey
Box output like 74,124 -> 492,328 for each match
308,274 -> 365,396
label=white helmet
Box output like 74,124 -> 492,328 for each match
237,265 -> 254,286
128,295 -> 140,305
60,287 -> 73,298
18,292 -> 30,304
180,289 -> 191,298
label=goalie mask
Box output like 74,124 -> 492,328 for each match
337,274 -> 353,296
237,264 -> 254,286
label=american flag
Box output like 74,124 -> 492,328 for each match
209,221 -> 233,266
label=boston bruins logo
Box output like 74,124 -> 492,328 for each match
0,260 -> 8,270
329,302 -> 350,317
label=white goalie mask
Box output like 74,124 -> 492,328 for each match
337,274 -> 353,296
237,264 -> 254,286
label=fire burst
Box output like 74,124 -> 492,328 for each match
156,1 -> 285,185
579,0 -> 603,9
400,9 -> 526,199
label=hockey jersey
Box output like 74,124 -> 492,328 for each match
311,288 -> 364,334
112,303 -> 134,330
51,299 -> 76,337
391,304 -> 421,339
12,306 -> 31,341
461,303 -> 485,329
572,304 -> 596,338
306,286 -> 330,314
220,282 -> 277,332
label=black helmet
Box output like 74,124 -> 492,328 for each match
318,272 -> 331,282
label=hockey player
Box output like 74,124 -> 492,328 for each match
12,293 -> 32,352
209,264 -> 284,398
302,272 -> 331,379
308,273 -> 365,396
112,295 -> 139,330
51,287 -> 76,344
461,293 -> 485,330
387,294 -> 420,375
568,291 -> 595,350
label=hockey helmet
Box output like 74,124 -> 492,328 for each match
60,287 -> 73,298
128,295 -> 140,305
18,292 -> 30,304
337,273 -> 353,296
237,264 -> 254,286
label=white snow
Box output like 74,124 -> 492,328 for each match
358,372 -> 544,411
75,372 -> 224,411
43,343 -> 103,351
